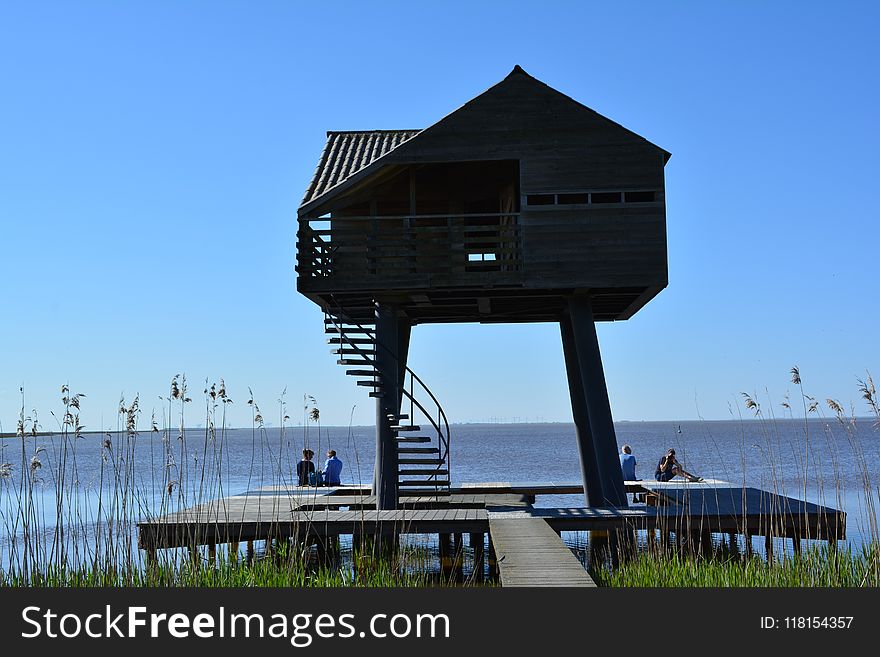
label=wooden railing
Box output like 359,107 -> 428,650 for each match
296,213 -> 522,283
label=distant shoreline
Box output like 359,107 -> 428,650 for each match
1,415 -> 875,439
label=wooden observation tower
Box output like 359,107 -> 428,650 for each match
296,66 -> 670,510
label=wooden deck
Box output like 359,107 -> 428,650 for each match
489,517 -> 596,587
137,480 -> 845,583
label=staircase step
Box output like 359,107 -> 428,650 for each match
326,328 -> 374,336
398,458 -> 443,465
368,392 -> 384,398
397,447 -> 440,454
387,414 -> 409,420
338,359 -> 374,366
332,348 -> 376,355
357,381 -> 382,388
390,425 -> 421,432
398,469 -> 448,476
398,479 -> 450,487
327,337 -> 375,345
345,369 -> 377,376
395,436 -> 431,443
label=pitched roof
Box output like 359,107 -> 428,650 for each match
301,129 -> 421,205
299,66 -> 670,213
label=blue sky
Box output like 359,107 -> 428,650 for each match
1,1 -> 878,429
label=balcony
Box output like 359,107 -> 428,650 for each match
297,213 -> 523,293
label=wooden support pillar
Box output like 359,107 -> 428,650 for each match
744,532 -> 753,559
792,535 -> 802,557
438,533 -> 453,578
608,530 -> 620,569
470,533 -> 485,582
246,540 -> 254,564
560,313 -> 604,507
590,529 -> 609,569
229,540 -> 239,564
728,532 -> 738,555
700,529 -> 713,557
373,301 -> 400,510
143,541 -> 158,570
765,533 -> 774,564
487,535 -> 499,581
453,533 -> 464,580
613,525 -> 636,563
208,542 -> 217,566
352,529 -> 363,557
315,533 -> 328,564
562,296 -> 628,507
397,320 -> 411,415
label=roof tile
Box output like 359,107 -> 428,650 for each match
301,129 -> 420,206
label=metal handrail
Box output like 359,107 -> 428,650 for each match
325,299 -> 451,492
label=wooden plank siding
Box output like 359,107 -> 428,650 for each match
296,67 -> 669,322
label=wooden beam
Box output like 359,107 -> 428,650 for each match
565,295 -> 628,507
373,301 -> 400,509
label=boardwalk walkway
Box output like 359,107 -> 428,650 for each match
137,480 -> 845,583
489,517 -> 596,587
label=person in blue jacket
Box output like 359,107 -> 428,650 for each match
619,444 -> 639,503
322,450 -> 343,486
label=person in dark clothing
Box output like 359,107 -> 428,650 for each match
297,448 -> 316,486
655,448 -> 702,483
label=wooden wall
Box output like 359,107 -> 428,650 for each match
298,70 -> 669,317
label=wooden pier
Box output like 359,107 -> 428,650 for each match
137,480 -> 845,585
489,518 -> 596,587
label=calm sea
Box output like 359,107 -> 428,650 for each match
2,418 -> 879,558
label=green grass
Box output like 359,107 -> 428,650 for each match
592,543 -> 880,587
0,546 -> 460,587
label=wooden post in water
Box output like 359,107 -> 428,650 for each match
453,533 -> 464,580
229,541 -> 239,564
699,529 -> 713,556
487,535 -> 499,581
470,533 -> 485,582
744,531 -> 753,559
315,532 -> 328,565
590,529 -> 609,569
439,533 -> 453,578
144,544 -> 158,570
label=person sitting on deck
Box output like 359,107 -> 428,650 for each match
322,450 -> 343,486
655,448 -> 703,483
297,448 -> 316,486
619,444 -> 640,503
